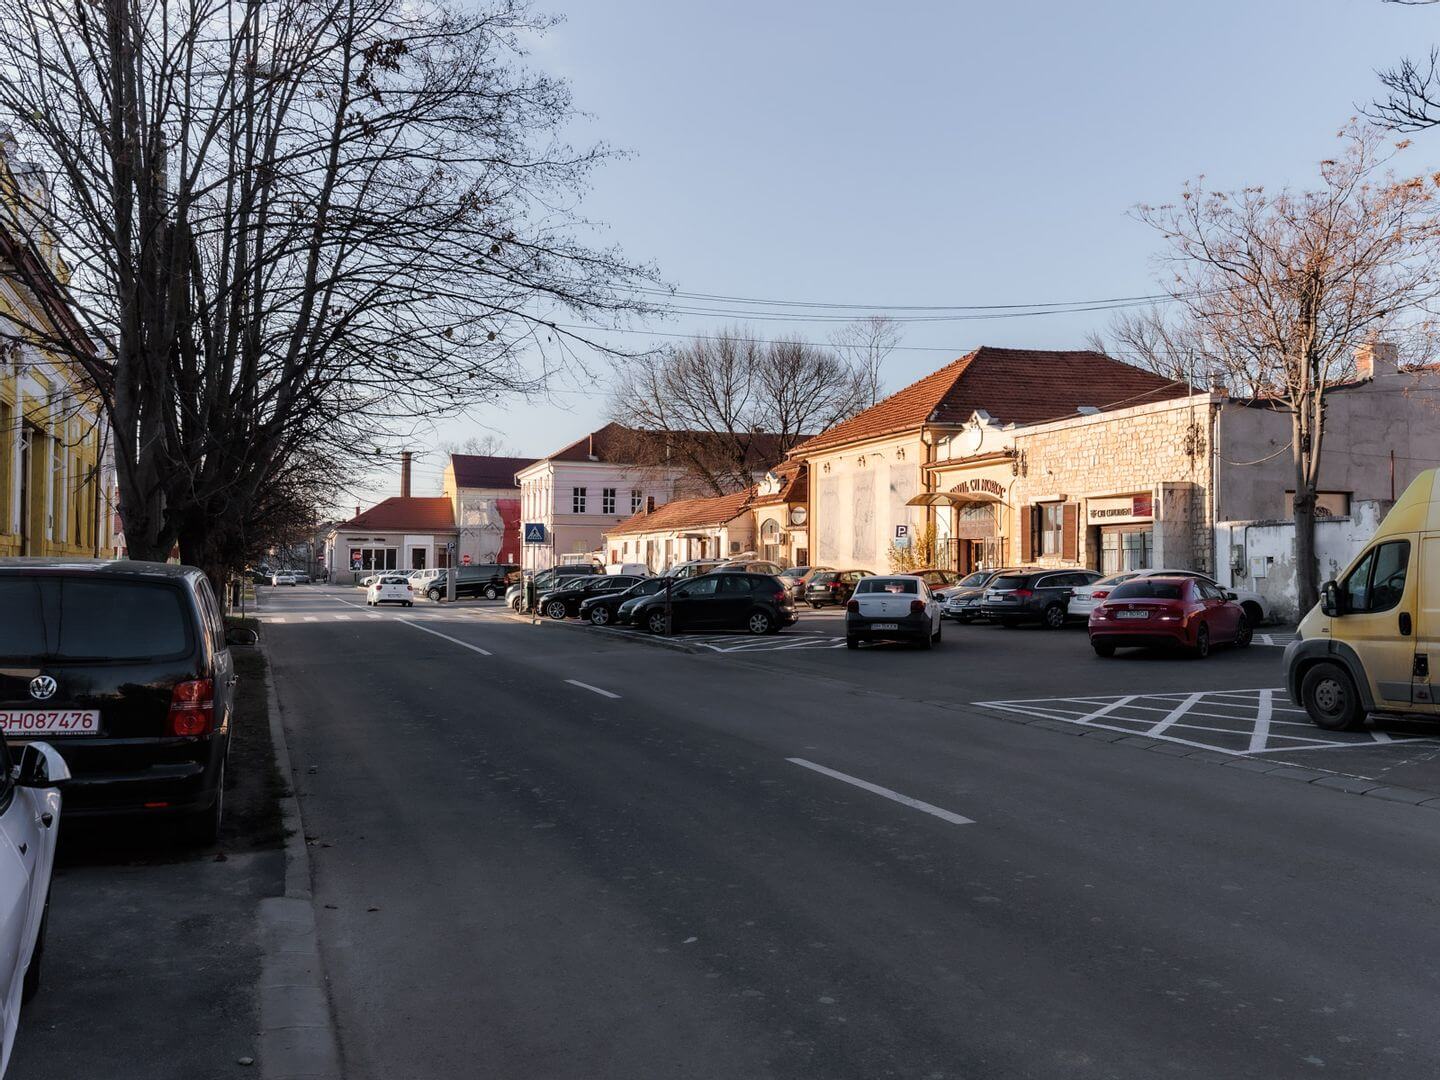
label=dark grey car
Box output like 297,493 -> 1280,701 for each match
978,568 -> 1103,629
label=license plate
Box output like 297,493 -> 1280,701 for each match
0,709 -> 101,735
1115,611 -> 1150,620
871,623 -> 899,630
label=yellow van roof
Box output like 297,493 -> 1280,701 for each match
1377,468 -> 1440,535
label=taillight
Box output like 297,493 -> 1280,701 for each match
169,679 -> 215,737
910,599 -> 925,613
1013,589 -> 1034,600
1092,590 -> 1109,600
407,585 -> 413,591
846,599 -> 859,612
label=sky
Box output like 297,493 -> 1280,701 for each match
400,0 -> 1434,497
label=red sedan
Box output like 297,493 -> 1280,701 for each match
1088,575 -> 1253,658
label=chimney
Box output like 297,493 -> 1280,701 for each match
355,505 -> 361,519
400,450 -> 412,498
646,496 -> 656,513
1355,341 -> 1399,382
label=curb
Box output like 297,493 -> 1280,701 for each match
258,641 -> 344,1080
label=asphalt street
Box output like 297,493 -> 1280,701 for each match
265,585 -> 1440,1080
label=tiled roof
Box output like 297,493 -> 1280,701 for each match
449,454 -> 535,489
792,347 -> 1190,456
544,422 -> 648,464
336,497 -> 455,532
606,489 -> 755,536
538,422 -> 795,471
751,461 -> 808,507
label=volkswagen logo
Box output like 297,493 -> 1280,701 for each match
29,675 -> 57,701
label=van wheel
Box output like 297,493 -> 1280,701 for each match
22,889 -> 48,1002
179,758 -> 225,847
483,585 -> 499,600
1042,603 -> 1066,630
1301,661 -> 1367,731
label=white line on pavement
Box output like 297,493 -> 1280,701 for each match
1145,692 -> 1206,737
786,758 -> 975,826
565,679 -> 621,699
1247,689 -> 1273,753
399,619 -> 493,656
303,616 -> 319,622
1076,695 -> 1138,724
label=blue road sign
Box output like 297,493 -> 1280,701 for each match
523,523 -> 547,544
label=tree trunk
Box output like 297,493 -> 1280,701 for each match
179,524 -> 230,609
1293,442 -> 1319,615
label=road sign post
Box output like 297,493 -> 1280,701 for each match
446,542 -> 457,602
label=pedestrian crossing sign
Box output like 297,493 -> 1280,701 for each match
524,523 -> 547,544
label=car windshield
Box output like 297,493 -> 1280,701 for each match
779,568 -> 805,580
0,577 -> 192,661
956,572 -> 991,587
1109,580 -> 1184,600
856,577 -> 918,594
809,572 -> 837,584
1095,572 -> 1140,588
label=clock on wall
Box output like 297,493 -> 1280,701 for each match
789,505 -> 807,526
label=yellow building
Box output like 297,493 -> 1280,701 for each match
0,127 -> 106,558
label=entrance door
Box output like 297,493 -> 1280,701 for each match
1338,536 -> 1417,710
411,548 -> 426,570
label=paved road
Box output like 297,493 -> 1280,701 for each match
265,586 -> 1440,1080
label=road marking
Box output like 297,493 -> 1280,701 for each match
1145,692 -> 1205,737
303,616 -> 319,623
786,758 -> 974,826
334,614 -> 352,621
1077,695 -> 1137,724
565,679 -> 620,699
270,617 -> 288,624
399,619 -> 493,656
1248,689 -> 1273,753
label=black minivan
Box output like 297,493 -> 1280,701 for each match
0,559 -> 248,843
426,563 -> 520,601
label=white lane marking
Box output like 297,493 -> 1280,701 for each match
334,614 -> 352,621
303,616 -> 319,623
270,617 -> 288,624
565,679 -> 620,699
1248,689 -> 1273,753
786,758 -> 974,826
366,614 -> 382,620
1145,692 -> 1205,737
1076,694 -> 1138,724
399,618 -> 493,656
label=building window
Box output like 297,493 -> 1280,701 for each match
1100,527 -> 1153,575
349,546 -> 398,571
1040,504 -> 1064,556
602,487 -> 616,515
631,489 -> 643,513
572,487 -> 587,513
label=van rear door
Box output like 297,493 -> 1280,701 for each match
1414,537 -> 1440,710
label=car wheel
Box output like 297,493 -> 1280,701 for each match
1193,622 -> 1210,659
484,585 -> 499,600
646,611 -> 669,635
22,888 -> 48,1002
179,756 -> 225,847
808,602 -> 820,610
428,588 -> 442,602
406,601 -> 413,608
1242,601 -> 1263,627
1301,661 -> 1367,731
931,623 -> 942,644
747,610 -> 774,635
1043,603 -> 1066,630
1233,614 -> 1252,648
546,601 -> 568,620
1091,640 -> 1116,658
590,606 -> 611,626
846,635 -> 859,650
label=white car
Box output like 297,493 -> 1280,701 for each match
0,739 -> 69,1073
270,571 -> 301,586
1070,568 -> 1271,625
844,574 -> 943,649
367,575 -> 414,607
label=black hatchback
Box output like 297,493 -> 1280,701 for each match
629,573 -> 797,635
0,559 -> 249,843
579,577 -> 668,626
978,568 -> 1103,629
539,575 -> 644,620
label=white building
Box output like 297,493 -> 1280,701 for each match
516,423 -> 684,572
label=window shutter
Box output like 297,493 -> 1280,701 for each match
1019,504 -> 1032,562
1062,502 -> 1079,562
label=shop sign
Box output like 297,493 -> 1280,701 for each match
948,477 -> 1006,498
1087,494 -> 1154,525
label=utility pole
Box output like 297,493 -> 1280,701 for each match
446,542 -> 457,602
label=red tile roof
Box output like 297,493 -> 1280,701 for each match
539,422 -> 794,473
336,497 -> 455,532
751,461 -> 808,507
448,454 -> 535,489
792,347 -> 1190,456
606,489 -> 755,536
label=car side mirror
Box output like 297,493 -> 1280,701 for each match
15,742 -> 71,789
1319,580 -> 1342,618
226,625 -> 260,647
1224,591 -> 1238,601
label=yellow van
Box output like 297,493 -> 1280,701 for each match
1286,468 -> 1440,730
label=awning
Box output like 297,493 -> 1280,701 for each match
906,490 -> 1004,507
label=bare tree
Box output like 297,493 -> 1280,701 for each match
830,315 -> 899,407
0,0 -> 655,588
439,434 -> 519,459
1137,124 -> 1440,611
1369,0 -> 1440,131
609,327 -> 869,496
1086,305 -> 1272,397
